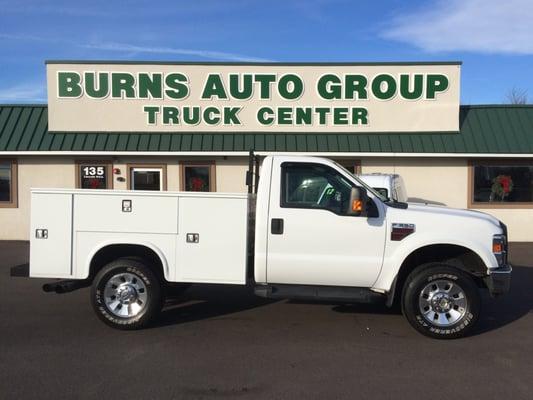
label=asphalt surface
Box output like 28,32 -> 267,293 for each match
1,241 -> 533,400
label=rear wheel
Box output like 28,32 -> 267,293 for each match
91,258 -> 162,330
401,264 -> 481,339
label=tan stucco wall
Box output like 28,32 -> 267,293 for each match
215,158 -> 248,193
1,155 -> 532,241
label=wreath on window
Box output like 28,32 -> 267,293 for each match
490,175 -> 513,201
188,177 -> 208,191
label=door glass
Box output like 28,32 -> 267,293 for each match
131,169 -> 162,191
281,163 -> 354,215
373,187 -> 389,199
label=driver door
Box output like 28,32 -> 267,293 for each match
266,160 -> 386,288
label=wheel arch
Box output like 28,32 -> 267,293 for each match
85,241 -> 169,282
386,243 -> 488,307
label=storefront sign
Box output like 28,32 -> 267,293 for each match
46,62 -> 461,133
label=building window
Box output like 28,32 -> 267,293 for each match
180,161 -> 215,192
128,165 -> 167,191
76,162 -> 112,189
333,159 -> 361,175
469,161 -> 533,207
0,159 -> 17,208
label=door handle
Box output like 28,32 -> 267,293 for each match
271,218 -> 284,235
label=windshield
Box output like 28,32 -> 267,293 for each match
333,161 -> 390,202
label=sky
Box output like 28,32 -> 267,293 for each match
0,0 -> 532,104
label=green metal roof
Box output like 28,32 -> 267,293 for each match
1,104 -> 533,154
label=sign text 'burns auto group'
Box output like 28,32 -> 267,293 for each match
46,63 -> 461,133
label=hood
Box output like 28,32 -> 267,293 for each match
404,202 -> 501,229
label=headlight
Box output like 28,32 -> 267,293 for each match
492,234 -> 508,266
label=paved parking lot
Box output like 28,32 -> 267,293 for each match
1,241 -> 533,400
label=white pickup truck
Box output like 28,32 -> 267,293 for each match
358,173 -> 408,203
17,153 -> 511,339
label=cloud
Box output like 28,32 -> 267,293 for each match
0,33 -> 59,42
0,33 -> 273,62
382,0 -> 533,54
0,84 -> 46,102
0,1 -> 119,17
82,42 -> 274,62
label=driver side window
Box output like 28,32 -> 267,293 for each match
281,162 -> 355,215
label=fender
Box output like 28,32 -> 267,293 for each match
372,236 -> 497,294
82,240 -> 170,281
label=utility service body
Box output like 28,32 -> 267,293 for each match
56,71 -> 450,127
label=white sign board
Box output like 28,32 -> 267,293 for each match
46,62 -> 461,133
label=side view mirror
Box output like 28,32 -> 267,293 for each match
347,187 -> 368,216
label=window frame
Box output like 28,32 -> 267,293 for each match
0,158 -> 18,208
280,161 -> 361,217
179,161 -> 216,192
468,159 -> 533,209
75,160 -> 113,190
127,164 -> 167,191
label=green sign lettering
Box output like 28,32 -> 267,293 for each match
202,74 -> 228,99
58,72 -> 82,97
229,74 -> 253,100
426,74 -> 449,99
257,107 -> 274,125
165,73 -> 189,99
85,72 -> 109,98
278,74 -> 303,100
254,74 -> 276,99
111,73 -> 135,98
372,74 -> 396,100
317,74 -> 341,100
223,107 -> 242,124
203,107 -> 221,124
138,73 -> 162,99
400,74 -> 423,100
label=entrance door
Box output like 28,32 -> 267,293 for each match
266,160 -> 386,288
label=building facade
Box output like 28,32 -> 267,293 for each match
1,104 -> 533,241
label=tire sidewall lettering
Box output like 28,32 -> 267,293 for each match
403,264 -> 480,339
96,266 -> 152,326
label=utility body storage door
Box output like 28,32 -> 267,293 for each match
30,191 -> 73,278
266,159 -> 387,287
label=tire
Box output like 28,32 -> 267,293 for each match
401,263 -> 481,339
91,258 -> 163,330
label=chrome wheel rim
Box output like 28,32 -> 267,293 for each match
104,273 -> 148,318
418,280 -> 467,327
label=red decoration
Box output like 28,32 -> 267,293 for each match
89,179 -> 101,189
491,175 -> 513,201
190,177 -> 206,191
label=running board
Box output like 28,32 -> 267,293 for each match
254,284 -> 385,304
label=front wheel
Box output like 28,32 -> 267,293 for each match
91,258 -> 163,330
401,264 -> 481,339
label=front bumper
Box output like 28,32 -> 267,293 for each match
484,264 -> 512,297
